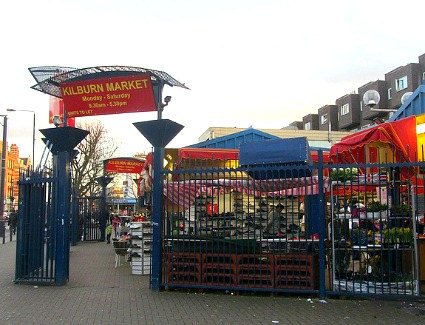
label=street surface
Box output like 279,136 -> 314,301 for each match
0,238 -> 424,324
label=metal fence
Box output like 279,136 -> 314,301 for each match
160,156 -> 424,297
330,161 -> 423,297
78,197 -> 102,242
15,171 -> 56,284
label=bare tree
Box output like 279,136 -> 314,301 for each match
72,121 -> 117,197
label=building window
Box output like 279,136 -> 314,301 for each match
395,76 -> 408,92
423,72 -> 425,80
388,88 -> 392,100
360,100 -> 363,111
340,103 -> 349,116
320,113 -> 328,125
304,122 -> 311,130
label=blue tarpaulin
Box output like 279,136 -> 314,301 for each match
239,137 -> 312,179
239,137 -> 311,165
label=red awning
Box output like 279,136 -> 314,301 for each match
177,148 -> 239,161
330,117 -> 417,163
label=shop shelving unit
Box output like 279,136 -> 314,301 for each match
130,221 -> 151,275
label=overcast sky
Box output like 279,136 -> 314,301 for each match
1,0 -> 425,163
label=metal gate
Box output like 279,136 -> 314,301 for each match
329,162 -> 422,297
78,197 -> 102,242
15,171 -> 56,284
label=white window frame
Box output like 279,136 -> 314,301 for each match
320,113 -> 328,125
340,103 -> 349,116
304,121 -> 311,130
388,88 -> 392,100
422,72 -> 425,80
395,76 -> 408,92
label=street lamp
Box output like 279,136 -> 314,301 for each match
362,90 -> 398,112
0,115 -> 7,232
6,109 -> 36,167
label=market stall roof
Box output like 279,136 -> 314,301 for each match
177,148 -> 239,161
187,128 -> 279,149
140,148 -> 241,193
28,65 -> 189,98
330,116 -> 417,163
143,148 -> 239,170
389,83 -> 425,121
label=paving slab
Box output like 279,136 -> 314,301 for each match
0,240 -> 424,324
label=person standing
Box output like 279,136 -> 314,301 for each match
106,223 -> 113,244
112,215 -> 121,238
8,208 -> 18,235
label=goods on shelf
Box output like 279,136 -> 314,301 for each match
129,221 -> 151,275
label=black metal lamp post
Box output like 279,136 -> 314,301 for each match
133,118 -> 184,291
40,126 -> 89,285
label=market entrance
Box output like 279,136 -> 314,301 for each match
13,66 -> 188,286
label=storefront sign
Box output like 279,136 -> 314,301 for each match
60,74 -> 156,118
105,158 -> 145,174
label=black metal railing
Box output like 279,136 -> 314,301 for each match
160,154 -> 424,297
15,170 -> 56,284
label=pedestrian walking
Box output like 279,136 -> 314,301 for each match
8,208 -> 18,235
106,223 -> 113,244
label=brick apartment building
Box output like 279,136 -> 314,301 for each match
0,142 -> 32,212
290,53 -> 425,131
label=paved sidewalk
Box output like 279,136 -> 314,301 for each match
0,240 -> 425,324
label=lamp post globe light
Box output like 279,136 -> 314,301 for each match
363,90 -> 380,108
362,89 -> 398,113
6,109 -> 36,167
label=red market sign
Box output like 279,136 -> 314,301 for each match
105,158 -> 145,174
60,74 -> 156,118
48,96 -> 75,126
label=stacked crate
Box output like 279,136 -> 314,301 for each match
236,254 -> 274,288
274,253 -> 318,290
165,252 -> 202,285
202,253 -> 238,286
163,251 -> 318,290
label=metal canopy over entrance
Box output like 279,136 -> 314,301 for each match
28,65 -> 189,98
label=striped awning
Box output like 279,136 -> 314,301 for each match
163,177 -> 326,210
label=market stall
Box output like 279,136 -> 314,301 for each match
160,139 -> 324,291
329,117 -> 423,295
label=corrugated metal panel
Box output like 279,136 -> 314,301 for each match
188,128 -> 279,149
390,84 -> 425,121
